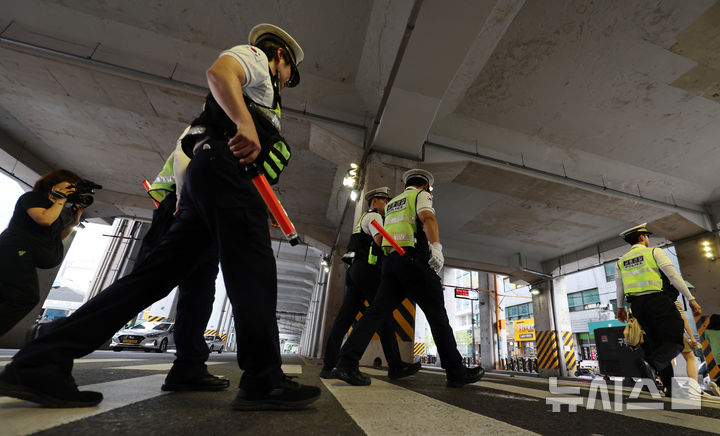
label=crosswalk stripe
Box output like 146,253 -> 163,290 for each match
0,374 -> 166,436
476,380 -> 720,433
0,359 -> 141,365
107,362 -> 226,371
419,370 -> 720,409
321,376 -> 538,435
281,364 -> 303,375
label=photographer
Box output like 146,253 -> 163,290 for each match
0,170 -> 85,337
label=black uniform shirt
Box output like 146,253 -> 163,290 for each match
0,191 -> 71,268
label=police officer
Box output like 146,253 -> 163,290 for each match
334,169 -> 484,387
0,23 -> 321,410
133,151 -> 227,392
320,187 -> 421,380
615,223 -> 702,395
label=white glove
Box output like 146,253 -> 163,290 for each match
428,242 -> 444,275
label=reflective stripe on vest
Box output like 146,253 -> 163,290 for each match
618,246 -> 663,295
349,211 -> 379,265
382,190 -> 420,254
148,150 -> 177,203
353,212 -> 368,234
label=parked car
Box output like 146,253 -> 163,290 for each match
110,322 -> 175,353
204,335 -> 224,353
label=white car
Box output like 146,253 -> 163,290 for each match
110,322 -> 175,353
204,335 -> 225,353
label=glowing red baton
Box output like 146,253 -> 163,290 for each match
250,173 -> 300,246
370,220 -> 406,256
141,179 -> 160,208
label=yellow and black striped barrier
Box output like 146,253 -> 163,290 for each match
145,316 -> 173,322
695,315 -> 719,380
536,330 -> 559,370
349,298 -> 415,342
204,329 -> 219,336
561,331 -> 577,372
413,342 -> 425,356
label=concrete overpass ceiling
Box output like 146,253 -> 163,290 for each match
441,0 -> 720,201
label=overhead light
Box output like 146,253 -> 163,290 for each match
705,252 -> 714,259
350,162 -> 358,169
702,241 -> 710,246
323,266 -> 330,273
704,246 -> 712,252
350,190 -> 359,201
530,288 -> 541,296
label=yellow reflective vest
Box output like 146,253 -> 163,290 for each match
617,245 -> 663,295
147,151 -> 176,203
382,190 -> 422,255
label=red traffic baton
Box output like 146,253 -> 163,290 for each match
250,172 -> 301,246
141,179 -> 160,208
370,219 -> 405,256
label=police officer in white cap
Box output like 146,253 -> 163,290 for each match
320,187 -> 421,380
0,23 -> 321,411
615,223 -> 702,396
334,169 -> 484,387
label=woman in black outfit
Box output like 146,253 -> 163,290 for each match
0,170 -> 84,336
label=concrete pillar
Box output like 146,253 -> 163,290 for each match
477,272 -> 496,369
316,252 -> 348,358
531,278 -> 573,377
86,218 -> 144,301
0,230 -> 77,348
358,153 -> 420,366
314,152 -> 420,366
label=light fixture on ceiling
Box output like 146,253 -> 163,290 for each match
530,288 -> 541,296
700,240 -> 715,261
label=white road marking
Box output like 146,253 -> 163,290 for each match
476,380 -> 720,433
321,376 -> 538,435
0,374 -> 167,436
281,364 -> 302,375
421,369 -> 720,408
0,359 -> 141,365
107,362 -> 225,371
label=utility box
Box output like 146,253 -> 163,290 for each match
594,326 -> 644,377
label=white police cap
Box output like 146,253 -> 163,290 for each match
402,169 -> 434,186
248,23 -> 304,87
364,187 -> 391,202
619,223 -> 652,241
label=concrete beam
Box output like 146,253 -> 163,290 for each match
371,0 -> 522,158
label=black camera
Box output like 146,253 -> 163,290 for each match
66,179 -> 103,207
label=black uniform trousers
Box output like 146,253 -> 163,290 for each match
131,190 -> 219,372
628,291 -> 684,389
12,143 -> 283,393
337,250 -> 465,381
0,245 -> 40,337
322,259 -> 402,370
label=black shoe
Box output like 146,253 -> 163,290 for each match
334,367 -> 371,386
388,362 -> 422,380
161,373 -> 230,391
231,376 -> 321,411
446,366 -> 485,388
636,358 -> 657,382
0,363 -> 103,408
319,367 -> 336,379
